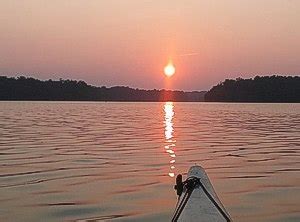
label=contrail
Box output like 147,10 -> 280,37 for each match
177,52 -> 199,57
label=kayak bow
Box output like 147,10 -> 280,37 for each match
172,165 -> 232,222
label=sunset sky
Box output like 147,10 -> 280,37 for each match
0,0 -> 299,90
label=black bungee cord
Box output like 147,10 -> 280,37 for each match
172,175 -> 231,222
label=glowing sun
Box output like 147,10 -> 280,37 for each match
164,62 -> 175,77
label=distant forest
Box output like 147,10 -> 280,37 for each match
1,75 -> 299,102
205,75 -> 300,102
0,76 -> 205,102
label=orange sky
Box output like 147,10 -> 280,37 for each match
0,0 -> 299,90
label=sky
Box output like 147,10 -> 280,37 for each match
0,0 -> 299,90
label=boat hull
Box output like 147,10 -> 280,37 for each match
173,165 -> 231,222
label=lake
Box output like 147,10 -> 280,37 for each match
0,102 -> 299,222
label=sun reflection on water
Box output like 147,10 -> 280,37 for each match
164,102 -> 176,178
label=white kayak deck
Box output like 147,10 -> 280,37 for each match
173,166 -> 232,222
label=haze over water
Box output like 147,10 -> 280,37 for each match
0,102 -> 299,222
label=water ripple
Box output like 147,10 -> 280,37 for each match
0,102 -> 299,222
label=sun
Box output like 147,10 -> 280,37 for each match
164,61 -> 175,77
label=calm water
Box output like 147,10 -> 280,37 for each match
0,102 -> 299,222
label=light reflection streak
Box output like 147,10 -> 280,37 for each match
164,102 -> 176,178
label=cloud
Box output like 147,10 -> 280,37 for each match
177,52 -> 199,57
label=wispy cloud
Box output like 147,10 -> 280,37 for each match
177,52 -> 199,57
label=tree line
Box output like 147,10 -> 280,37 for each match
0,76 -> 205,102
205,75 -> 300,102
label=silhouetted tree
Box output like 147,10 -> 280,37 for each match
205,75 -> 300,102
0,76 -> 206,102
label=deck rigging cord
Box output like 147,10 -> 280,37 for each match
172,175 -> 231,222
